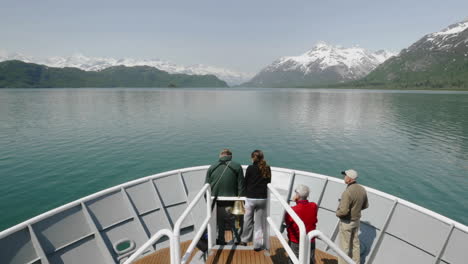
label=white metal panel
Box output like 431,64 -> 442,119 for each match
125,181 -> 161,214
48,236 -> 108,264
360,192 -> 394,229
270,170 -> 293,193
153,174 -> 186,206
372,234 -> 435,264
269,198 -> 287,231
291,174 -> 326,203
181,169 -> 206,194
86,191 -> 132,230
186,195 -> 207,230
315,209 -> 339,251
140,209 -> 171,236
317,209 -> 339,240
441,227 -> 468,264
0,228 -> 37,264
319,180 -> 346,211
386,203 -> 450,254
33,205 -> 92,254
182,170 -> 208,229
166,203 -> 193,228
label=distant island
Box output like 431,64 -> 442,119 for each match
0,60 -> 228,88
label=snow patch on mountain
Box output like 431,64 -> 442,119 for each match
433,20 -> 468,36
264,42 -> 395,79
422,19 -> 468,50
0,52 -> 252,85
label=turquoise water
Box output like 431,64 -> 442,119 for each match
0,88 -> 467,230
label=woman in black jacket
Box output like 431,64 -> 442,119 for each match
239,150 -> 271,250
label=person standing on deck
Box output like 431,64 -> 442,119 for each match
284,184 -> 318,264
238,150 -> 271,251
336,169 -> 369,264
205,148 -> 245,245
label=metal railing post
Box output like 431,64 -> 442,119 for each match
265,187 -> 271,250
206,187 -> 212,252
173,183 -> 211,264
268,183 -> 308,264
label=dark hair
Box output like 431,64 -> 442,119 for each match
251,150 -> 270,178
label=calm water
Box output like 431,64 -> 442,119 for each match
0,88 -> 467,230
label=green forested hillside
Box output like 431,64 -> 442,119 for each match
351,50 -> 468,90
348,20 -> 468,90
0,60 -> 228,88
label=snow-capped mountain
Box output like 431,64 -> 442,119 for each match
407,18 -> 468,52
0,51 -> 251,86
243,42 -> 395,87
0,51 -> 34,63
361,18 -> 468,88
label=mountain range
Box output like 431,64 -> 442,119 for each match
353,19 -> 468,89
0,60 -> 228,88
1,18 -> 467,89
0,52 -> 251,86
242,42 -> 396,87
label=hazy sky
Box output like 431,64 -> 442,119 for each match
1,0 -> 468,73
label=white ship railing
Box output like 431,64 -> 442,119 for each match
267,184 -> 355,264
124,183 -> 212,264
2,165 -> 466,239
174,183 -> 212,264
1,165 -> 467,264
122,229 -> 175,264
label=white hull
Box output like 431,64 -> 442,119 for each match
1,166 -> 467,264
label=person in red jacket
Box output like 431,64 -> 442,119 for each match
284,184 -> 318,264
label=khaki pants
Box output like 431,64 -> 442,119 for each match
338,220 -> 360,264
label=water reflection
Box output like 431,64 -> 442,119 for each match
0,88 -> 467,230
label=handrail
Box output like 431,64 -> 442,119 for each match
173,183 -> 212,264
267,183 -> 309,264
216,196 -> 246,201
308,230 -> 355,264
123,228 -> 175,264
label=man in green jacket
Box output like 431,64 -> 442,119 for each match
205,148 -> 245,245
336,169 -> 369,264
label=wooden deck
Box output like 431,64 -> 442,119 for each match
135,232 -> 338,264
134,240 -> 199,264
206,236 -> 337,264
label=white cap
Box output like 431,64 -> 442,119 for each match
341,169 -> 358,179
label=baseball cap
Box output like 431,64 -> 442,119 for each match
341,169 -> 358,179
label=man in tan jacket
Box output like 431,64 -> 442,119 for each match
336,169 -> 369,264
